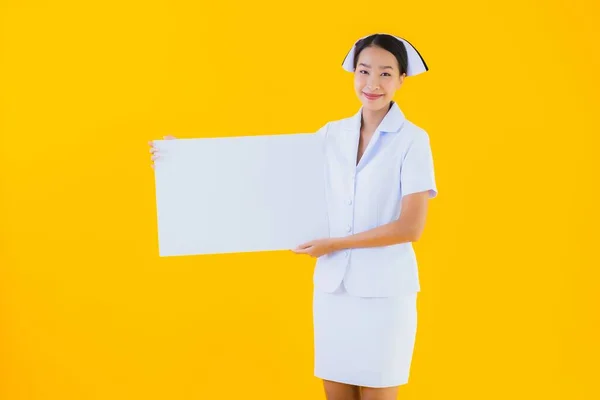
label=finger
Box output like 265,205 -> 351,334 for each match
151,155 -> 159,161
164,135 -> 176,140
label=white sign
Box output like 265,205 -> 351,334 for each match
153,133 -> 328,256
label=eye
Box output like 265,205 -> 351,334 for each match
381,72 -> 391,77
359,69 -> 369,74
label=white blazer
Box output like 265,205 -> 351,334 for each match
314,101 -> 438,297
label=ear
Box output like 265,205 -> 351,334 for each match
396,73 -> 406,90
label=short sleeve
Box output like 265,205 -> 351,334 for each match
400,130 -> 438,198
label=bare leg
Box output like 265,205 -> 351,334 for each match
361,385 -> 400,400
322,379 -> 361,400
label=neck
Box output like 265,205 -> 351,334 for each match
361,101 -> 392,133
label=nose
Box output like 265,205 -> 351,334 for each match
366,77 -> 380,91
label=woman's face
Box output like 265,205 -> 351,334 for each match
354,46 -> 405,111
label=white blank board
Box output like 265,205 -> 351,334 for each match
153,133 -> 328,256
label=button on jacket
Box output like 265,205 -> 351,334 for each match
314,102 -> 438,297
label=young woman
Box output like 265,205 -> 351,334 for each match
291,34 -> 437,400
150,33 -> 437,400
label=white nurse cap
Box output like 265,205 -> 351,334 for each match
341,33 -> 429,77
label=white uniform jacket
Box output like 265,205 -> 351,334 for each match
314,101 -> 438,297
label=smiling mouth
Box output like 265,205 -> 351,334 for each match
363,92 -> 384,99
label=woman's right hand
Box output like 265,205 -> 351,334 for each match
149,135 -> 176,169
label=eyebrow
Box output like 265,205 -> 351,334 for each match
358,63 -> 394,70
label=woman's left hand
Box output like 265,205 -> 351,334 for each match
292,238 -> 339,258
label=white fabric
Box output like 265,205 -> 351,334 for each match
313,101 -> 437,297
341,34 -> 428,76
313,281 -> 418,388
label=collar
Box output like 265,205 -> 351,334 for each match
347,101 -> 406,134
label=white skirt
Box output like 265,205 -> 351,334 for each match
312,281 -> 418,388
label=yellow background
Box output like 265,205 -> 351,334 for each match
1,0 -> 598,399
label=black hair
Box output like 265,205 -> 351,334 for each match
353,34 -> 408,76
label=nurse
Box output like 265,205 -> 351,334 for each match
149,33 -> 437,400
291,33 -> 437,400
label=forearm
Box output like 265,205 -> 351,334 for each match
331,220 -> 419,251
